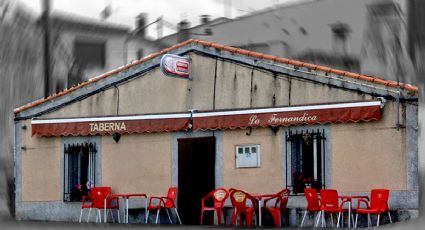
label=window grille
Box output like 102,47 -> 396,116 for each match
63,142 -> 97,202
285,129 -> 326,194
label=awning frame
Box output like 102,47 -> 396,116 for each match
31,101 -> 383,137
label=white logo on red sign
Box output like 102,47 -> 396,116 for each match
160,54 -> 190,78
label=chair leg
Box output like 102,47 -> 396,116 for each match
331,213 -> 334,227
216,209 -> 222,225
146,210 -> 150,224
117,210 -> 121,223
96,210 -> 101,223
174,207 -> 182,224
104,209 -> 107,223
367,214 -> 371,227
300,210 -> 308,227
336,212 -> 341,227
86,208 -> 92,223
166,209 -> 172,224
284,212 -> 289,226
155,209 -> 160,224
315,211 -> 321,227
200,210 -> 204,225
276,212 -> 282,227
246,212 -> 254,226
79,209 -> 83,223
110,209 -> 115,223
354,214 -> 359,228
377,214 -> 380,227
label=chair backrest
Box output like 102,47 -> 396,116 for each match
370,189 -> 390,212
304,188 -> 321,211
164,187 -> 178,208
91,187 -> 111,209
211,188 -> 229,208
230,189 -> 255,210
320,189 -> 339,210
276,189 -> 290,211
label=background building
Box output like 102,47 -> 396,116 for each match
158,0 -> 422,87
0,0 -> 161,217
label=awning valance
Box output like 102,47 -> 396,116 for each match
32,114 -> 191,137
32,101 -> 382,137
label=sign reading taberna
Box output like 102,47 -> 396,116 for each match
160,54 -> 190,79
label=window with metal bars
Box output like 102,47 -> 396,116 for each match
63,142 -> 96,202
285,129 -> 326,194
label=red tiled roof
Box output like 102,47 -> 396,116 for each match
14,39 -> 418,114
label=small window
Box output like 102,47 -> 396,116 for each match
299,27 -> 308,35
330,22 -> 351,54
235,144 -> 260,168
137,49 -> 144,60
286,129 -> 326,194
74,40 -> 106,68
64,143 -> 97,202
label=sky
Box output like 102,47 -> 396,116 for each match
19,0 -> 296,38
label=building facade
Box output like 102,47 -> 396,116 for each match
13,40 -> 418,225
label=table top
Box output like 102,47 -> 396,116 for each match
339,195 -> 369,200
252,193 -> 275,199
106,193 -> 147,199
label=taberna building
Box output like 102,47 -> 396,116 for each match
13,39 -> 419,225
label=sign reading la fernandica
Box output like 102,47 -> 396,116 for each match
31,101 -> 381,137
191,101 -> 381,131
160,54 -> 190,79
248,112 -> 317,126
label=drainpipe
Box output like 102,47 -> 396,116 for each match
396,85 -> 401,131
42,0 -> 51,98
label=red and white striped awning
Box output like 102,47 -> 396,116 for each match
32,101 -> 382,137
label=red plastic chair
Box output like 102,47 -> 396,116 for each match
200,188 -> 229,225
91,187 -> 120,223
315,189 -> 350,227
355,189 -> 392,227
147,187 -> 182,224
229,189 -> 258,226
262,188 -> 290,227
79,193 -> 93,222
300,188 -> 322,227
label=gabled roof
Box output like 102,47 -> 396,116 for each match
49,11 -> 130,34
14,39 -> 418,118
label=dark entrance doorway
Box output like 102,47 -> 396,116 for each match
177,136 -> 216,225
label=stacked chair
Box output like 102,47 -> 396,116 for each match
200,187 -> 229,225
262,188 -> 290,227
